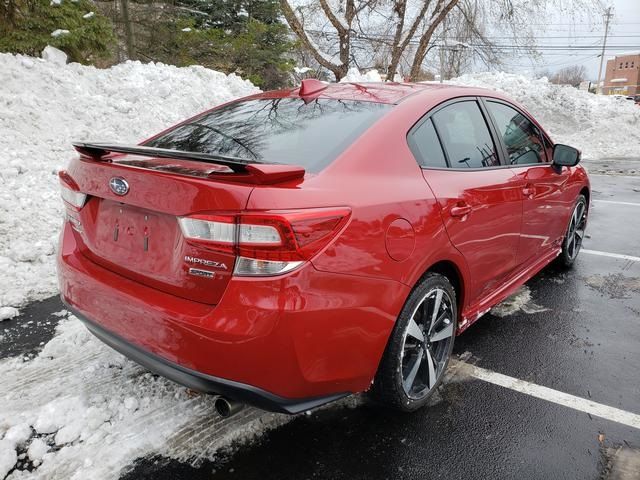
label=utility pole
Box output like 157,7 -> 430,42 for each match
596,6 -> 613,95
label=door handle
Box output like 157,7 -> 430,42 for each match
522,184 -> 535,198
450,204 -> 472,217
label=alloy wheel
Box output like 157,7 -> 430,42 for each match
566,200 -> 587,261
400,288 -> 455,399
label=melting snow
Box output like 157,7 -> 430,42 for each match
50,30 -> 69,38
0,315 -> 290,479
490,286 -> 549,317
0,307 -> 20,322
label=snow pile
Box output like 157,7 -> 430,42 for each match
0,314 -> 290,479
340,67 -> 383,83
0,53 -> 259,311
449,72 -> 640,160
41,46 -> 67,65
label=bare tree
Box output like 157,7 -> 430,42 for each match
549,65 -> 588,87
280,0 -> 374,81
280,0 -> 460,81
283,0 -> 600,82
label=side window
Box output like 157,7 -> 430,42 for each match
410,118 -> 447,168
486,101 -> 547,165
431,101 -> 500,168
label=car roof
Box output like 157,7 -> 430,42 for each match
254,81 -> 501,105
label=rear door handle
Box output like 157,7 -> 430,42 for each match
450,204 -> 472,217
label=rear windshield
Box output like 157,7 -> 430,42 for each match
145,98 -> 391,173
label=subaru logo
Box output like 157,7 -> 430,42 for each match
109,177 -> 129,196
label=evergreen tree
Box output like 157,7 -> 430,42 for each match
139,0 -> 294,89
0,0 -> 115,63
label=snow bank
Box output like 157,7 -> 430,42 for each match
0,314 -> 290,479
340,67 -> 383,83
449,72 -> 640,160
0,53 -> 259,310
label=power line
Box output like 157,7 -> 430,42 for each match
596,6 -> 614,91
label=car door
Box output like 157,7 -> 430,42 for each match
482,98 -> 572,266
408,98 -> 524,307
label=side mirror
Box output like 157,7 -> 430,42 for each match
552,144 -> 581,171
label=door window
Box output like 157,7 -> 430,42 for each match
431,101 -> 500,168
486,101 -> 547,165
409,118 -> 448,168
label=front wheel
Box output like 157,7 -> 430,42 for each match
558,194 -> 588,268
370,273 -> 457,411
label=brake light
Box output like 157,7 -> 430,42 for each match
58,171 -> 87,209
178,207 -> 351,276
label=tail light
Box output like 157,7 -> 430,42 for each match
178,207 -> 351,276
59,171 -> 87,233
59,171 -> 87,209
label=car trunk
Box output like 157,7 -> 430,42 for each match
65,150 -> 303,305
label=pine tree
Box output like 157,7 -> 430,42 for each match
0,0 -> 115,63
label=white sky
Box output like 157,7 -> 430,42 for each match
506,0 -> 640,79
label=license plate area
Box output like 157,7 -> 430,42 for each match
110,204 -> 155,253
89,200 -> 180,278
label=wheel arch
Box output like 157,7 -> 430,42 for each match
414,259 -> 466,318
579,185 -> 590,207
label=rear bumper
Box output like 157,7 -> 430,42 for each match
70,307 -> 346,414
58,224 -> 409,411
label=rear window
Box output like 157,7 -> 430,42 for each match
145,98 -> 391,173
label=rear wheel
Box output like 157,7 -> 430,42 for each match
558,194 -> 588,268
370,273 -> 456,411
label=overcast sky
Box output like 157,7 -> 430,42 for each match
505,0 -> 640,80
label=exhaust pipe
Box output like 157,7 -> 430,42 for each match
214,396 -> 244,418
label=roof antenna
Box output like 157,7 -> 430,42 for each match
299,79 -> 328,96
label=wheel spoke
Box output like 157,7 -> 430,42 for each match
403,349 -> 424,393
426,348 -> 437,389
576,203 -> 585,223
429,310 -> 448,335
431,290 -> 443,325
430,320 -> 454,343
406,318 -> 425,342
566,234 -> 574,254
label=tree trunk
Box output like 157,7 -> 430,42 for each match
120,0 -> 136,60
409,0 -> 460,80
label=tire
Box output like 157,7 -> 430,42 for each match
370,272 -> 457,412
558,194 -> 588,268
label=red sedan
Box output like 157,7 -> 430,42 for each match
57,79 -> 589,415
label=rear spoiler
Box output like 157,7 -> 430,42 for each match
72,142 -> 306,185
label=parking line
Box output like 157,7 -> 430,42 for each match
582,249 -> 640,262
593,200 -> 640,207
456,361 -> 640,430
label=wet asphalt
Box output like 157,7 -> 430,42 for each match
2,171 -> 639,480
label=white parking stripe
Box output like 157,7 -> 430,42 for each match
593,200 -> 640,207
582,249 -> 640,262
455,361 -> 640,430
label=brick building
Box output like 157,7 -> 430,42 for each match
603,52 -> 640,95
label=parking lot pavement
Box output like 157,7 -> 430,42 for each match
2,172 -> 639,480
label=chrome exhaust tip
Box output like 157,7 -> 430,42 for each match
214,396 -> 244,418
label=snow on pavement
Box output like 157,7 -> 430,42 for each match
489,286 -> 549,317
0,314 -> 290,479
0,52 -> 259,313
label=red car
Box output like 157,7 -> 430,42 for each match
57,79 -> 589,415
